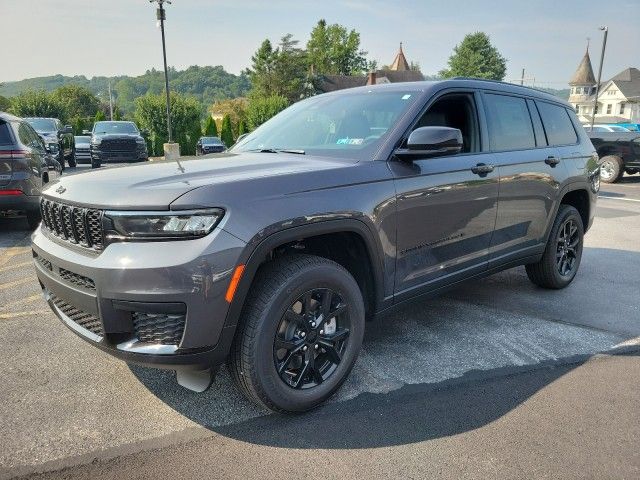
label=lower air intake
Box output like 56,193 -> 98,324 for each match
132,312 -> 186,346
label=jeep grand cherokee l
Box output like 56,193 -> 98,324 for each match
31,79 -> 599,412
1,112 -> 60,228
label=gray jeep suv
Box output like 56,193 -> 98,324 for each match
31,80 -> 599,412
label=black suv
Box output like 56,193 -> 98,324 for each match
24,117 -> 75,169
588,130 -> 640,183
1,112 -> 60,228
89,121 -> 148,168
196,136 -> 226,155
32,80 -> 599,412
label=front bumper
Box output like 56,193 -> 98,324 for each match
91,147 -> 148,163
31,226 -> 246,370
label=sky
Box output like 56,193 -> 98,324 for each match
1,0 -> 639,87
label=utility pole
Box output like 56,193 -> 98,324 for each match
591,26 -> 608,130
520,68 -> 525,86
151,0 -> 173,143
108,81 -> 114,120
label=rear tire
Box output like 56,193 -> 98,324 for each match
599,155 -> 623,183
526,205 -> 584,289
26,210 -> 41,230
228,254 -> 365,413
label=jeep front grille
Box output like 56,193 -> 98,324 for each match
40,199 -> 104,251
50,293 -> 104,338
133,312 -> 186,345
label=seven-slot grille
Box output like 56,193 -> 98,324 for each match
40,199 -> 104,250
133,312 -> 186,345
50,293 -> 104,338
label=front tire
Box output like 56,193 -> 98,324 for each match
229,254 -> 365,413
526,205 -> 584,289
67,147 -> 77,168
599,155 -> 623,183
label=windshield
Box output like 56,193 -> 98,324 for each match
231,90 -> 420,159
74,136 -> 91,144
201,137 -> 222,145
25,118 -> 56,132
93,121 -> 139,135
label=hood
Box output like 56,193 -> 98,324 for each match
42,152 -> 359,210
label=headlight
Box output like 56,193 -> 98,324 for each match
104,209 -> 224,241
48,143 -> 59,152
91,138 -> 102,146
136,137 -> 146,144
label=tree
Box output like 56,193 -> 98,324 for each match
237,120 -> 248,137
246,95 -> 289,130
51,85 -> 100,119
134,92 -> 201,156
247,35 -> 308,103
210,98 -> 248,137
0,95 -> 11,112
94,110 -> 106,122
439,32 -> 507,80
220,114 -> 234,147
203,116 -> 218,137
9,90 -> 66,119
307,19 -> 368,75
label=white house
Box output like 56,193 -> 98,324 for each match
568,49 -> 640,124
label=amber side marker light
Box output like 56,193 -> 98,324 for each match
225,264 -> 245,303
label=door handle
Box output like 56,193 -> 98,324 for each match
471,163 -> 495,175
545,156 -> 561,167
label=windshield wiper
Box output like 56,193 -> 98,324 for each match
246,148 -> 306,155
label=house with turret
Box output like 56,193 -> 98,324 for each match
568,48 -> 640,124
314,43 -> 424,94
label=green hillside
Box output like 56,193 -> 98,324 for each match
0,65 -> 250,114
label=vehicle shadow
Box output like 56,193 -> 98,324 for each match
128,246 -> 640,448
0,215 -> 32,247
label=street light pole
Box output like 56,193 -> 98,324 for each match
591,26 -> 608,130
152,0 -> 173,143
108,81 -> 113,120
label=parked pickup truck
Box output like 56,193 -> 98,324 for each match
32,79 -> 599,413
588,131 -> 640,183
24,117 -> 75,169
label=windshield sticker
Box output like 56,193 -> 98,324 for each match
402,94 -> 412,100
336,138 -> 364,145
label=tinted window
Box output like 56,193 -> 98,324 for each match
93,121 -> 139,134
232,91 -> 420,160
0,122 -> 13,146
25,118 -> 57,132
536,102 -> 578,146
484,94 -> 535,151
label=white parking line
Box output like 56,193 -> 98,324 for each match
598,194 -> 640,203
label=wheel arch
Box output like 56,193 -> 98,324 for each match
223,219 -> 386,328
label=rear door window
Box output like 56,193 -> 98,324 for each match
484,93 -> 536,151
0,122 -> 13,145
536,101 -> 578,146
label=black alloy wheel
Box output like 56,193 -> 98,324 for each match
555,218 -> 580,277
274,288 -> 350,389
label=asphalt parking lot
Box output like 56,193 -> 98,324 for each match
0,167 -> 639,479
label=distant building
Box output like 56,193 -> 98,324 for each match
568,48 -> 640,124
314,43 -> 424,94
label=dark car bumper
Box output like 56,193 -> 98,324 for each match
201,146 -> 225,154
31,226 -> 246,371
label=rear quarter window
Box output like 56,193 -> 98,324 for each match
0,122 -> 13,145
536,101 -> 578,146
484,93 -> 536,151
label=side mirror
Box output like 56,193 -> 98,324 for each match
62,125 -> 73,134
141,129 -> 149,137
82,129 -> 92,135
395,126 -> 463,161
